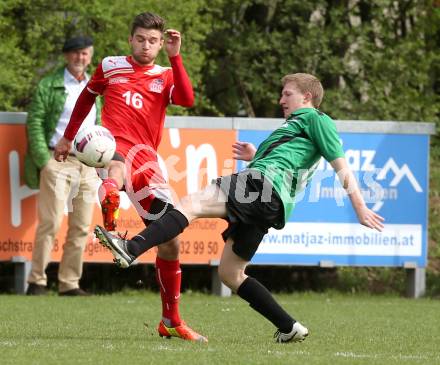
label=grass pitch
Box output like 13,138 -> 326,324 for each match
0,291 -> 439,365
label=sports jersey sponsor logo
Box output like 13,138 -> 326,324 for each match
149,78 -> 164,93
109,77 -> 129,85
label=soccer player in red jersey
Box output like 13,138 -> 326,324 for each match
54,12 -> 207,343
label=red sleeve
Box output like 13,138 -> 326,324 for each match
169,54 -> 194,107
87,63 -> 106,95
63,88 -> 97,141
63,64 -> 105,141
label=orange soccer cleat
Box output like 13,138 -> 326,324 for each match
100,181 -> 120,232
157,320 -> 208,343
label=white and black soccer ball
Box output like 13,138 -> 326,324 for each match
74,125 -> 116,168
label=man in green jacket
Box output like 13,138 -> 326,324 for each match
25,36 -> 101,296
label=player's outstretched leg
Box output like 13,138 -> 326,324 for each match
94,225 -> 135,268
99,178 -> 120,231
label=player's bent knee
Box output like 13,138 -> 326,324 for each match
157,239 -> 179,259
218,266 -> 243,291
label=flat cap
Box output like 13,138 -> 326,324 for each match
62,36 -> 93,53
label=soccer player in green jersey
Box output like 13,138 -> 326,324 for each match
95,72 -> 385,343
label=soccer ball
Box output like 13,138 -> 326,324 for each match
73,125 -> 116,167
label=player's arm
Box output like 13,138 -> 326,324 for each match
165,29 -> 194,107
54,88 -> 97,161
54,64 -> 104,162
232,141 -> 257,161
330,157 -> 385,231
308,114 -> 384,231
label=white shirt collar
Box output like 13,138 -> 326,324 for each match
64,68 -> 89,84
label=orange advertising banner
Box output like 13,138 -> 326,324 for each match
0,122 -> 236,264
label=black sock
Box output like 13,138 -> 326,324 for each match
237,277 -> 295,333
126,209 -> 189,257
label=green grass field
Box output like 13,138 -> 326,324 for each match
1,291 -> 439,365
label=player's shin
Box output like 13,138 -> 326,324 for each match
156,256 -> 182,327
127,209 -> 189,257
237,277 -> 296,334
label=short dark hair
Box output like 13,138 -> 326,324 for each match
131,12 -> 165,36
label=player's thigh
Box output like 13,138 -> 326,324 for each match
179,184 -> 227,220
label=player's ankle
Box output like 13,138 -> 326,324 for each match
163,317 -> 181,327
99,179 -> 119,202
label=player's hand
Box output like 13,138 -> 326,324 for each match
165,29 -> 181,57
232,141 -> 257,161
356,206 -> 385,232
54,137 -> 72,162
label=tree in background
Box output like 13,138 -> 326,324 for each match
1,0 -> 438,122
0,0 -> 209,114
198,0 -> 439,122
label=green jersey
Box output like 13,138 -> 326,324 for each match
248,107 -> 344,227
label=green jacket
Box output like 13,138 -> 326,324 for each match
24,67 -> 102,189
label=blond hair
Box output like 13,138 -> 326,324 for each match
281,73 -> 324,108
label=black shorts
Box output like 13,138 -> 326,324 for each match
216,169 -> 283,261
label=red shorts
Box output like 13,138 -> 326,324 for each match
116,141 -> 173,216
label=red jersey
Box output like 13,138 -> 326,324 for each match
64,54 -> 193,162
87,56 -> 172,156
63,54 -> 193,210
